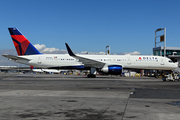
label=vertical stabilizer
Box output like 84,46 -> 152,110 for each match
8,28 -> 41,56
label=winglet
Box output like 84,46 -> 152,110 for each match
65,43 -> 76,56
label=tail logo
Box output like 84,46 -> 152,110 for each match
8,28 -> 41,56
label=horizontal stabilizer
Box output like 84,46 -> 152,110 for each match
2,54 -> 30,61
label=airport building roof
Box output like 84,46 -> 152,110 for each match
153,46 -> 180,51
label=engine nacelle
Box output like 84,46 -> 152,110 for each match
101,65 -> 122,75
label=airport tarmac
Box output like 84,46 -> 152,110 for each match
0,73 -> 180,120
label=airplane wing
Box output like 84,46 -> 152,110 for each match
65,43 -> 105,68
2,55 -> 31,61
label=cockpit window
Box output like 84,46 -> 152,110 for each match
169,60 -> 173,63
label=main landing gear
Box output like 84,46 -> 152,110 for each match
87,67 -> 96,78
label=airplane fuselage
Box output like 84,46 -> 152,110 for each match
13,54 -> 178,70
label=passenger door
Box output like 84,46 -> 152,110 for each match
127,56 -> 131,65
38,56 -> 42,64
161,58 -> 164,65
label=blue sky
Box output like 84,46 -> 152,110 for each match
1,0 -> 180,55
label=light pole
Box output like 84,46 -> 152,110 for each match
155,28 -> 166,57
106,46 -> 110,55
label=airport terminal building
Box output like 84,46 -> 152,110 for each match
153,28 -> 180,62
153,46 -> 180,56
153,47 -> 180,63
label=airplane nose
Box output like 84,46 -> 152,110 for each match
174,62 -> 179,67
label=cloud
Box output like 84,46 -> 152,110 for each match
33,44 -> 46,51
125,51 -> 141,55
34,44 -> 67,54
118,51 -> 141,55
33,44 -> 141,55
0,49 -> 17,55
79,51 -> 106,55
33,44 -> 107,55
0,49 -> 19,66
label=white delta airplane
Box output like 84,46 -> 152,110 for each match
3,28 -> 178,78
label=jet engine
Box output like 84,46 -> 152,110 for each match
101,65 -> 122,75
